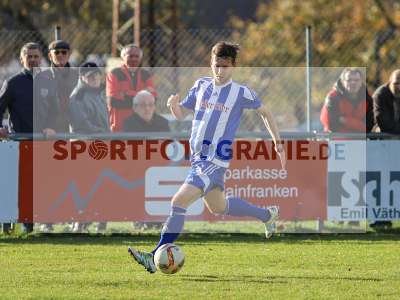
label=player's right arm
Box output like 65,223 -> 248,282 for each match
257,105 -> 286,170
167,94 -> 191,121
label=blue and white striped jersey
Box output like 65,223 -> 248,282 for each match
180,76 -> 262,168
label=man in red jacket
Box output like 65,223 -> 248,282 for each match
106,44 -> 157,132
320,68 -> 374,133
320,68 -> 374,228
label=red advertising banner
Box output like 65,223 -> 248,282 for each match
24,140 -> 328,222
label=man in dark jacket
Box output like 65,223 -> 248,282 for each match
34,40 -> 78,232
0,42 -> 41,136
370,69 -> 400,229
34,40 -> 78,135
69,62 -> 110,134
373,69 -> 400,134
0,42 -> 42,233
320,68 -> 374,133
123,90 -> 169,132
124,89 -> 169,230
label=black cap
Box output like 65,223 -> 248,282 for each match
79,62 -> 101,77
48,40 -> 70,51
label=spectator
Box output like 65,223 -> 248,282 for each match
0,43 -> 41,136
370,69 -> 400,229
124,90 -> 169,230
34,40 -> 78,232
123,90 -> 169,132
69,62 -> 110,135
320,68 -> 373,227
320,67 -> 374,133
0,42 -> 43,233
34,40 -> 79,136
106,44 -> 156,132
373,69 -> 400,134
69,62 -> 110,233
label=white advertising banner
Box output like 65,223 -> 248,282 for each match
328,140 -> 400,221
0,141 -> 19,222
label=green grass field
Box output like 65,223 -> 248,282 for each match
1,232 -> 399,300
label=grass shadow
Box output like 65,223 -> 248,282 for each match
179,273 -> 384,284
179,274 -> 288,284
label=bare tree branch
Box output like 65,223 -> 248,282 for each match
373,0 -> 398,29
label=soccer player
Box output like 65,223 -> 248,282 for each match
128,41 -> 286,273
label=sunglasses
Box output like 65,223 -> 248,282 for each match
52,49 -> 68,55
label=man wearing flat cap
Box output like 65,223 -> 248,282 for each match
33,40 -> 78,233
34,39 -> 79,135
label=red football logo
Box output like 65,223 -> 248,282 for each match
88,140 -> 108,160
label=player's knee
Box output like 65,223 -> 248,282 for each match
208,205 -> 226,215
171,194 -> 189,208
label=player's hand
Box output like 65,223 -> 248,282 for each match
167,94 -> 180,109
0,126 -> 9,138
275,144 -> 286,170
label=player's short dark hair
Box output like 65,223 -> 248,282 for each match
211,41 -> 240,64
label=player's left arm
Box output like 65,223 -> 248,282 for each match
257,105 -> 286,170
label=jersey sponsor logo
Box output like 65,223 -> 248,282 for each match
199,100 -> 230,112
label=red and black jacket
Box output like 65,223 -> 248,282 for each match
106,65 -> 157,132
320,80 -> 374,133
